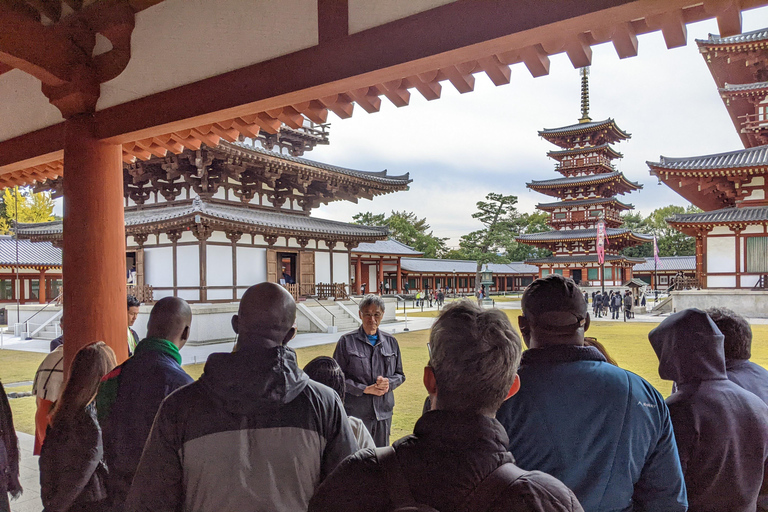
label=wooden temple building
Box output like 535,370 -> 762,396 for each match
17,138 -> 410,303
518,68 -> 651,287
0,236 -> 61,305
648,28 -> 768,289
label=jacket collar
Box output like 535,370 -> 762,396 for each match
521,344 -> 607,365
413,410 -> 510,454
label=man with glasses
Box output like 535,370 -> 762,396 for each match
333,294 -> 405,447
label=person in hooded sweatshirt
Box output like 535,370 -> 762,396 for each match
649,308 -> 768,512
124,282 -> 357,512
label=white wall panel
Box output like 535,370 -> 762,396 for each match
144,247 -> 174,287
177,246 -> 200,286
349,0 -> 457,34
741,275 -> 762,288
368,264 -> 377,287
315,252 -> 331,283
98,0 -> 318,109
177,289 -> 200,301
707,237 -> 736,272
333,252 -> 350,284
207,231 -> 230,243
207,289 -> 233,301
207,245 -> 233,286
707,275 -> 736,288
709,226 -> 732,235
0,70 -> 64,142
237,247 -> 266,286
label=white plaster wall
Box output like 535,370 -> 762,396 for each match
748,176 -> 765,186
177,246 -> 200,286
287,238 -> 301,248
349,0 -> 458,33
237,247 -> 266,286
207,245 -> 233,286
743,225 -> 765,234
709,226 -> 733,235
97,0 -> 319,110
212,188 -> 226,200
252,234 -> 266,246
177,289 -> 200,301
207,289 -> 233,301
707,275 -> 736,288
179,231 -> 197,243
334,252 -> 350,284
745,189 -> 766,201
316,251 -> 331,283
0,70 -> 64,142
152,289 -> 175,301
369,264 -> 377,287
207,231 -> 230,243
741,275 -> 762,288
144,247 -> 174,287
707,237 -> 736,273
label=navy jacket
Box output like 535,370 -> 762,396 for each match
727,358 -> 768,405
334,327 -> 405,421
96,339 -> 192,508
497,345 -> 686,512
649,309 -> 768,512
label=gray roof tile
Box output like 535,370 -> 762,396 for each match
352,239 -> 423,255
648,144 -> 768,171
528,171 -> 641,189
666,205 -> 768,224
721,81 -> 768,93
517,228 -> 653,242
536,196 -> 633,209
399,258 -> 538,274
697,28 -> 768,46
633,256 -> 696,272
539,118 -> 630,138
0,236 -> 61,266
525,254 -> 645,264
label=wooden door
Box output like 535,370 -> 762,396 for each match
300,250 -> 315,294
267,249 -> 278,283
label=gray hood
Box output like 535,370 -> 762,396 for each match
199,345 -> 308,415
648,308 -> 726,384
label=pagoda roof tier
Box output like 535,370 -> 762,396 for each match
648,145 -> 768,210
527,171 -> 642,198
720,81 -> 768,96
696,28 -> 768,48
525,254 -> 646,265
547,143 -> 623,161
665,205 -> 768,236
536,196 -> 634,211
538,119 -> 630,148
517,227 -> 652,244
16,196 -> 389,244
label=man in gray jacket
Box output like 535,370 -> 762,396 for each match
334,294 -> 405,446
125,283 -> 357,512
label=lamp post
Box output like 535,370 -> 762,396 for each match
452,269 -> 456,298
480,265 -> 494,304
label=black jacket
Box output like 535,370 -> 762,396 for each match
125,345 -> 357,512
39,404 -> 108,512
727,358 -> 768,406
309,410 -> 583,512
334,327 -> 405,421
649,309 -> 768,512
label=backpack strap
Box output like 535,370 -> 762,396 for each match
462,462 -> 527,512
374,446 -> 419,509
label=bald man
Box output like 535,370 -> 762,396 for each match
126,283 -> 357,512
97,296 -> 194,510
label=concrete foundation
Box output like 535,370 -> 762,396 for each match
671,290 -> 768,318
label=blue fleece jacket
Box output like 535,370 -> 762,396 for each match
497,345 -> 687,512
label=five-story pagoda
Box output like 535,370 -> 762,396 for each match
517,68 -> 651,288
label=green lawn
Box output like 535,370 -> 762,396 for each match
7,317 -> 768,441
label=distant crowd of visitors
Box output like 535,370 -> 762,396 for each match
0,273 -> 766,511
589,289 -> 637,321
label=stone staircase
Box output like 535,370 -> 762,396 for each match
310,300 -> 360,333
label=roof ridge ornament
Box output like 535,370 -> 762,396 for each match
578,66 -> 592,124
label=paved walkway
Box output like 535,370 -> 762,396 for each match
11,433 -> 41,512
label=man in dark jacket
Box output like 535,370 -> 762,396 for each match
707,306 -> 768,405
649,308 -> 768,512
497,274 -> 686,512
334,294 -> 405,447
96,296 -> 193,510
310,300 -> 583,512
125,283 -> 356,512
610,291 -> 621,319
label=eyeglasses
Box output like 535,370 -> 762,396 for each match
426,342 -> 432,359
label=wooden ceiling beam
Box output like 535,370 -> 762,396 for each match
520,44 -> 550,78
230,118 -> 260,139
268,106 -> 304,130
648,10 -> 688,49
611,22 -> 639,59
440,65 -> 475,94
210,123 -> 240,142
133,138 -> 167,158
151,135 -> 184,154
251,112 -> 282,134
404,73 -> 441,101
375,80 -> 410,107
169,133 -> 201,151
317,94 -> 355,119
477,55 -> 511,86
713,0 -> 744,37
190,128 -> 220,148
563,33 -> 593,68
348,87 -> 382,114
292,100 -> 329,124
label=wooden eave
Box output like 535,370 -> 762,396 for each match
665,218 -> 763,236
650,165 -> 766,210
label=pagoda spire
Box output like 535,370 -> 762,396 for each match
579,66 -> 591,124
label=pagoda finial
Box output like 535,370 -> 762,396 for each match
579,66 -> 591,124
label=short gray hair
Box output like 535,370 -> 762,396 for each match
359,294 -> 385,313
429,300 -> 522,415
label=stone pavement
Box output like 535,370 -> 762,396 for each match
11,433 -> 42,512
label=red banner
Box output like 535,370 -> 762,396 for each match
596,221 -> 606,265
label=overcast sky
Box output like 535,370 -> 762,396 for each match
305,6 -> 768,248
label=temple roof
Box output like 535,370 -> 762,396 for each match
666,204 -> 768,225
633,256 -> 696,272
17,197 -> 390,242
647,144 -> 768,172
697,28 -> 768,47
352,239 -> 423,256
539,118 -> 630,141
536,196 -> 634,210
525,254 -> 645,264
547,143 -> 623,160
528,171 -> 641,189
720,81 -> 768,94
399,258 -> 538,274
0,236 -> 60,267
517,227 -> 652,243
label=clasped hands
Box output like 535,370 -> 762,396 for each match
364,376 -> 389,396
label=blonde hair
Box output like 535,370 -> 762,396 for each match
51,341 -> 116,425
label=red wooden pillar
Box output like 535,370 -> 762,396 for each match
396,257 -> 402,293
355,256 -> 362,295
63,115 -> 128,373
378,256 -> 384,294
38,270 -> 46,304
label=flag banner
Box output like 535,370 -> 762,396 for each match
596,221 -> 606,265
653,235 -> 660,266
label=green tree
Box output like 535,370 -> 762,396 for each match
646,204 -> 701,256
0,188 -> 55,235
353,210 -> 448,258
505,211 -> 552,261
458,193 -> 519,289
620,211 -> 653,258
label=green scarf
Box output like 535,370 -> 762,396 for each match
133,337 -> 183,365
